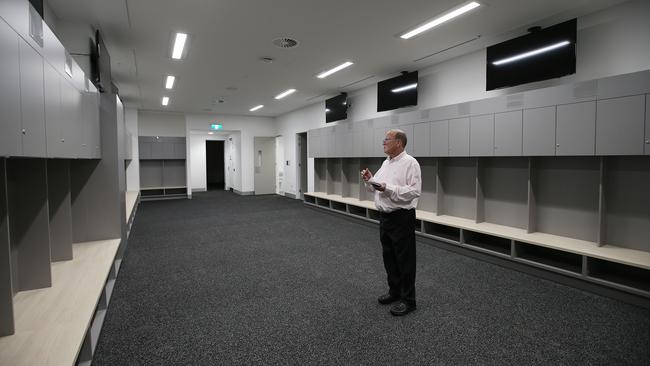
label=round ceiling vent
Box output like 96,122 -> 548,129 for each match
272,37 -> 299,49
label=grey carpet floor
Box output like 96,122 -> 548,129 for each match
92,190 -> 650,365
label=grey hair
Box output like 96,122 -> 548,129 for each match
389,129 -> 407,147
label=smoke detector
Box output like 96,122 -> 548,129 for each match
272,37 -> 299,49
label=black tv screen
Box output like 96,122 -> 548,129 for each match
377,71 -> 418,112
486,18 -> 576,91
91,30 -> 112,93
325,93 -> 348,123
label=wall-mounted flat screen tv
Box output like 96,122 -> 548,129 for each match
325,93 -> 348,123
91,29 -> 112,93
486,18 -> 576,91
377,71 -> 418,112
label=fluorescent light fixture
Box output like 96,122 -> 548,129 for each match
317,61 -> 354,79
161,96 -> 169,106
165,75 -> 176,89
492,40 -> 571,66
208,132 -> 214,135
274,88 -> 296,100
400,1 -> 480,39
391,83 -> 418,93
249,105 -> 264,112
326,108 -> 331,112
171,32 -> 188,59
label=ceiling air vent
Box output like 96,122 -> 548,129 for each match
272,37 -> 299,49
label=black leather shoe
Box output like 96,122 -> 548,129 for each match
377,293 -> 400,305
390,301 -> 416,316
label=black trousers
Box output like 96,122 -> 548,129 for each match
379,208 -> 416,305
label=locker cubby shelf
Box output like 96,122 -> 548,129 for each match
463,230 -> 512,256
514,241 -> 583,274
304,186 -> 650,299
0,239 -> 120,366
587,258 -> 650,294
422,221 -> 461,243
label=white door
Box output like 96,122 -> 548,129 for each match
254,137 -> 276,195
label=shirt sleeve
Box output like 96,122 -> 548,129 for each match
384,160 -> 421,202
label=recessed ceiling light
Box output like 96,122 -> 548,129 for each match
208,132 -> 214,135
250,105 -> 264,112
317,61 -> 354,79
400,1 -> 481,40
162,96 -> 169,106
274,88 -> 296,100
165,75 -> 176,89
171,32 -> 188,59
492,40 -> 571,65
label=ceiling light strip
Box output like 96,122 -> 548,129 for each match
162,96 -> 169,106
250,105 -> 264,112
165,75 -> 176,89
172,33 -> 187,59
275,88 -> 296,100
317,61 -> 354,79
400,1 -> 481,39
492,40 -> 571,65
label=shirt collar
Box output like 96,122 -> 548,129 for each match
389,150 -> 406,162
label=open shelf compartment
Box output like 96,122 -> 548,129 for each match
586,257 -> 650,294
463,230 -> 511,256
514,241 -> 582,274
422,221 -> 460,242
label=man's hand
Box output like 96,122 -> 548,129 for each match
361,168 -> 373,182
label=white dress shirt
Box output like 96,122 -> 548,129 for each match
367,151 -> 421,212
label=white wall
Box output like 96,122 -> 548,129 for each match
125,108 -> 140,192
276,0 -> 650,196
138,110 -> 186,136
186,114 -> 275,194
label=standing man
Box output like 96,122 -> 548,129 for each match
361,129 -> 421,316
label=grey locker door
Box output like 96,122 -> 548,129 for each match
494,110 -> 523,156
352,129 -> 364,158
412,122 -> 430,157
162,138 -> 175,159
430,120 -> 449,157
308,131 -> 320,158
449,118 -> 469,156
556,101 -> 596,156
173,141 -> 186,159
596,95 -> 645,155
646,95 -> 650,155
523,106 -> 556,156
254,137 -> 276,195
400,124 -> 414,156
327,128 -> 337,158
19,39 -> 46,157
69,84 -> 82,157
151,138 -> 165,158
138,137 -> 152,159
374,127 -> 388,157
362,120 -> 375,157
0,19 -> 22,157
59,79 -> 76,158
470,114 -> 494,156
44,63 -> 63,158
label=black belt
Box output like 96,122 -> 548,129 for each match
379,208 -> 414,218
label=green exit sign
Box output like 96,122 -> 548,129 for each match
210,124 -> 222,130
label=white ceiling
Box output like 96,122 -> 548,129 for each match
47,0 -> 626,117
